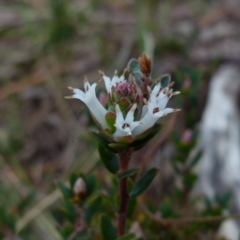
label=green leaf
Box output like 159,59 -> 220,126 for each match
64,200 -> 78,221
90,131 -> 117,153
69,172 -> 79,189
117,168 -> 139,179
85,175 -> 96,196
98,143 -> 119,173
159,198 -> 180,218
160,74 -> 170,88
116,233 -> 136,240
130,168 -> 159,197
58,182 -> 73,199
100,214 -> 117,240
189,150 -> 202,168
99,193 -> 118,213
128,59 -> 143,85
127,197 -> 137,218
130,124 -> 161,150
183,172 -> 197,190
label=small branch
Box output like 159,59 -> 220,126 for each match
117,149 -> 132,236
139,198 -> 240,225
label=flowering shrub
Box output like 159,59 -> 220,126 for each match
0,55 -> 233,240
64,54 -> 181,237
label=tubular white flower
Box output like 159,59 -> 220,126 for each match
66,79 -> 108,128
100,71 -> 125,94
133,94 -> 177,136
113,104 -> 141,140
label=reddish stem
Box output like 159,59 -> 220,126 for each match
118,149 -> 132,236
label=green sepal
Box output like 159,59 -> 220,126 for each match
116,233 -> 136,240
100,214 -> 117,240
117,97 -> 131,115
160,74 -> 171,88
130,123 -> 161,150
128,58 -> 143,86
98,143 -> 119,174
113,89 -> 122,102
108,143 -> 127,152
108,103 -> 116,113
105,111 -> 116,132
130,168 -> 159,197
116,135 -> 134,145
117,168 -> 139,179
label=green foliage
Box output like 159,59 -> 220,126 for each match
98,143 -> 119,174
117,168 -> 139,179
58,182 -> 74,199
160,74 -> 171,88
128,59 -> 143,86
130,168 -> 159,197
0,1 -> 234,237
0,205 -> 16,233
100,214 -> 117,240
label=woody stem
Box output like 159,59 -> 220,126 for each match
117,149 -> 132,236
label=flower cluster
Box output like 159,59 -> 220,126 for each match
65,56 -> 180,147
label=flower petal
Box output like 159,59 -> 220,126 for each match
66,82 -> 108,129
152,83 -> 161,95
125,104 -> 137,123
103,75 -> 111,93
115,104 -> 124,124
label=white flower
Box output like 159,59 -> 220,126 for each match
113,103 -> 141,140
65,78 -> 108,129
133,80 -> 180,136
99,70 -> 125,94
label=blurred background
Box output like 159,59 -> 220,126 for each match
1,0 -> 240,239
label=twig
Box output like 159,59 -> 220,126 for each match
139,198 -> 240,226
118,149 -> 132,236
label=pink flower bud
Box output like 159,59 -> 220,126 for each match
181,129 -> 192,143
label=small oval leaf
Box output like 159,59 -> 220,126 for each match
98,143 -> 119,173
58,182 -> 73,199
130,168 -> 159,197
100,214 -> 117,240
117,168 -> 139,179
161,74 -> 171,88
128,59 -> 143,85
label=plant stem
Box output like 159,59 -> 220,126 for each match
118,149 -> 131,236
